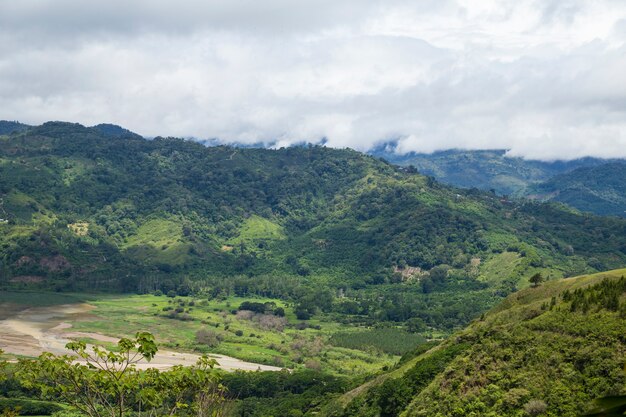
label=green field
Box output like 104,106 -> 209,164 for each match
59,293 -> 400,376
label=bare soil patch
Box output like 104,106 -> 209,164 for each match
0,303 -> 281,372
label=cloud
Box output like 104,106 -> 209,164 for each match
0,0 -> 625,160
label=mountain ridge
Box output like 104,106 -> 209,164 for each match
2,121 -> 626,334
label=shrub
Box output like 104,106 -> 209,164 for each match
195,329 -> 222,347
304,359 -> 322,371
524,399 -> 548,416
0,398 -> 63,416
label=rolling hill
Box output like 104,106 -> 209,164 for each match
332,269 -> 626,417
525,162 -> 626,218
2,121 -> 626,334
370,147 -> 608,196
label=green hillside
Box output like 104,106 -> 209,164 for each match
2,122 -> 626,335
371,148 -> 606,196
333,269 -> 626,417
526,162 -> 626,217
0,120 -> 31,136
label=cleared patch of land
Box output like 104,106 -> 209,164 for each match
0,299 -> 280,371
0,291 -> 403,375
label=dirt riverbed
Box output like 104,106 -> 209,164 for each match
0,303 -> 282,372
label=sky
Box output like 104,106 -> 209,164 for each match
1,0 -> 626,160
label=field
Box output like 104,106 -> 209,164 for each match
68,294 -> 402,375
0,291 -> 409,376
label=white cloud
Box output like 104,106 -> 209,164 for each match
1,0 -> 625,160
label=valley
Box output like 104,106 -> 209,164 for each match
0,291 -> 397,375
3,2 -> 626,415
0,122 -> 624,416
0,295 -> 280,371
332,269 -> 626,417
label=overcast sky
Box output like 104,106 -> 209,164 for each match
1,1 -> 626,159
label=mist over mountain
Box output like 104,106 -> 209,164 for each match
3,1 -> 626,415
369,146 -> 613,195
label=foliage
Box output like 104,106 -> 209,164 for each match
0,121 -> 31,136
334,270 -> 626,417
222,370 -> 349,417
329,328 -> 426,356
530,272 -> 544,287
582,395 -> 626,417
526,161 -> 626,217
17,332 -> 228,417
0,397 -> 63,416
338,342 -> 469,417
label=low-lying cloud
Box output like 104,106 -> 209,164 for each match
1,0 -> 625,160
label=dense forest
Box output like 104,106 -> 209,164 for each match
2,122 -> 626,333
370,147 -> 609,196
2,269 -> 624,416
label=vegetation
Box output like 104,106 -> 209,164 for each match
61,293 -> 399,375
222,370 -> 349,416
329,329 -> 425,356
15,333 -> 229,417
333,269 -> 626,417
0,121 -> 31,136
371,147 -> 607,196
1,122 -> 626,416
2,122 -> 626,337
525,161 -> 626,217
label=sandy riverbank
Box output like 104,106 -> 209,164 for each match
0,303 -> 282,372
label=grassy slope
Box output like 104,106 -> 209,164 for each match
334,269 -> 626,417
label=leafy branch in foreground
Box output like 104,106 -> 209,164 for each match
17,332 -> 230,417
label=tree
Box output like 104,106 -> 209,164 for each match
375,377 -> 412,417
0,349 -> 6,381
17,332 -> 229,417
529,273 -> 544,287
523,399 -> 547,416
295,305 -> 312,320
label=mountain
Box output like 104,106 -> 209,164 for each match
370,147 -> 609,196
525,161 -> 626,217
2,122 -> 626,334
91,123 -> 143,139
332,268 -> 626,417
0,120 -> 32,135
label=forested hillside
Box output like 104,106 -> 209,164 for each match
370,147 -> 607,196
0,121 -> 31,136
332,269 -> 626,417
2,122 -> 626,333
525,162 -> 626,217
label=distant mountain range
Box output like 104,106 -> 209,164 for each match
369,146 -> 610,195
370,146 -> 626,217
525,161 -> 626,217
3,120 -> 625,217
